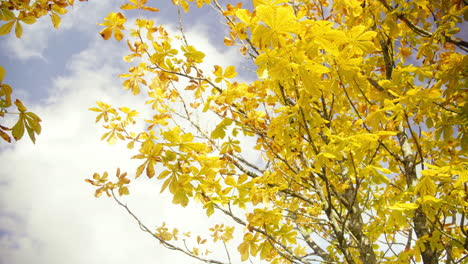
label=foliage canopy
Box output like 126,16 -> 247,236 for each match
87,0 -> 468,263
2,0 -> 467,263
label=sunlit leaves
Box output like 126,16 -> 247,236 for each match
213,65 -> 237,83
0,21 -> 15,36
99,12 -> 126,41
10,100 -> 42,143
89,101 -> 117,123
120,0 -> 159,12
86,168 -> 130,198
87,1 -> 468,263
132,140 -> 163,178
182,45 -> 205,63
119,63 -> 148,95
211,118 -> 233,139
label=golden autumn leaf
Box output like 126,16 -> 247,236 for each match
51,13 -> 61,29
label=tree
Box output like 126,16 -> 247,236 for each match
0,0 -> 88,143
86,0 -> 468,263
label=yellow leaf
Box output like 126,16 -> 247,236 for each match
15,21 -> 22,38
25,113 -> 42,134
120,3 -> 138,10
20,16 -> 36,25
225,176 -> 236,186
1,9 -> 16,21
372,166 -> 392,174
388,202 -> 419,211
0,66 -> 5,83
146,162 -> 155,178
136,163 -> 146,178
236,9 -> 252,24
160,177 -> 172,193
224,66 -> 237,78
211,118 -> 233,139
415,175 -> 436,196
213,65 -> 223,76
51,13 -> 61,29
12,117 -> 25,141
224,37 -> 234,46
0,21 -> 15,36
376,131 -> 398,137
119,186 -> 130,196
99,27 -> 113,40
141,6 -> 159,12
0,128 -> 11,143
14,99 -> 27,112
114,28 -> 124,41
99,12 -> 126,41
456,171 -> 468,186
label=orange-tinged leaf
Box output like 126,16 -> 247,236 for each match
100,27 -> 113,40
146,162 -> 155,178
142,6 -> 160,12
120,3 -> 138,10
114,29 -> 124,41
51,13 -> 61,29
224,37 -> 235,46
0,129 -> 11,143
127,140 -> 135,149
213,65 -> 223,76
25,115 -> 41,134
0,21 -> 15,36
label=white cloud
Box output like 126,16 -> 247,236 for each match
0,10 -> 254,264
1,0 -> 121,61
2,18 -> 50,61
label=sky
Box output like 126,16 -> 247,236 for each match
0,1 -> 256,263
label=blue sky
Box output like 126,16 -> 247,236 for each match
0,1 -> 257,263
